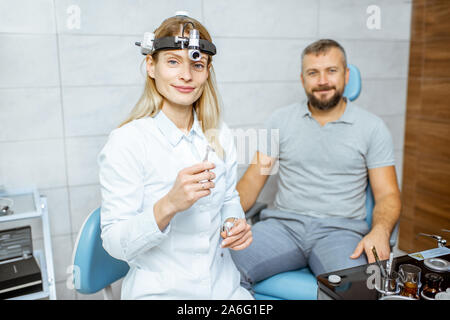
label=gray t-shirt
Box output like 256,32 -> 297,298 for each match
260,100 -> 395,220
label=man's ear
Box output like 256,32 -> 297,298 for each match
146,55 -> 155,79
300,72 -> 305,88
345,67 -> 350,86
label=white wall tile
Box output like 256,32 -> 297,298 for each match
63,86 -> 142,137
65,136 -> 108,186
219,81 -> 306,127
58,35 -> 145,86
319,0 -> 412,40
0,139 -> 66,189
69,184 -> 101,235
204,0 -> 318,38
380,114 -> 406,152
0,0 -> 56,34
356,79 -> 408,116
0,35 -> 59,88
42,187 -> 72,237
56,280 -> 77,300
35,234 -> 73,283
213,38 -> 312,82
0,88 -> 63,142
54,0 -> 202,35
340,39 -> 410,79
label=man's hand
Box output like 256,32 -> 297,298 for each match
350,226 -> 391,263
220,218 -> 253,250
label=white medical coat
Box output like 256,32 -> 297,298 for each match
98,110 -> 253,300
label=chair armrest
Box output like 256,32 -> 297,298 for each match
390,221 -> 400,248
245,202 -> 268,223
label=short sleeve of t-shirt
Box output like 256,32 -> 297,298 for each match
366,119 -> 396,169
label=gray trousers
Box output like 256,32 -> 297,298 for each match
230,208 -> 370,293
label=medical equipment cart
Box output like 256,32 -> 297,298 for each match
0,188 -> 57,300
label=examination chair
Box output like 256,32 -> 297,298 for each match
244,64 -> 399,300
72,207 -> 129,299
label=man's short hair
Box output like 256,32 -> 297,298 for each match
301,39 -> 347,71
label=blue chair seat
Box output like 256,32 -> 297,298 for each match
72,207 -> 129,295
251,181 -> 399,300
253,268 -> 317,300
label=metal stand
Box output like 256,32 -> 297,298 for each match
0,188 -> 57,300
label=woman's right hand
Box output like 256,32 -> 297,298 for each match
165,161 -> 216,214
154,162 -> 216,231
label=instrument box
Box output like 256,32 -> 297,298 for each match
0,226 -> 42,299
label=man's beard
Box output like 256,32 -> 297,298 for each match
306,86 -> 344,111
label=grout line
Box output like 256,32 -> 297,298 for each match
0,84 -> 144,90
201,0 -> 205,23
213,36 -> 412,43
40,183 -> 100,192
0,32 -> 143,37
0,32 -> 415,43
316,0 -> 321,38
0,77 -> 420,90
0,134 -> 108,144
52,0 -> 75,255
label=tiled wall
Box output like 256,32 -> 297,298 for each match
0,0 -> 412,299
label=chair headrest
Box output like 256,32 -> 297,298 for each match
343,64 -> 361,102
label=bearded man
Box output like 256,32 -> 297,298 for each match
229,39 -> 401,295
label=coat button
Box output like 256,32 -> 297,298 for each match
220,253 -> 224,257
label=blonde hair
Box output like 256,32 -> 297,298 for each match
119,16 -> 224,159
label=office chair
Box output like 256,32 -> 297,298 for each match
245,64 -> 399,300
72,207 -> 129,299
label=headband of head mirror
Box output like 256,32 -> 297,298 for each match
135,12 -> 216,61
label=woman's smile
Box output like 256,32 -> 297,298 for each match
171,85 -> 195,93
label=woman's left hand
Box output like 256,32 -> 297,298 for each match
220,218 -> 252,250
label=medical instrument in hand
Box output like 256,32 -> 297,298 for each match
203,145 -> 214,162
372,246 -> 387,278
198,145 -> 215,185
135,13 -> 216,61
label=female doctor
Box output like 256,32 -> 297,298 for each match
97,14 -> 254,299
